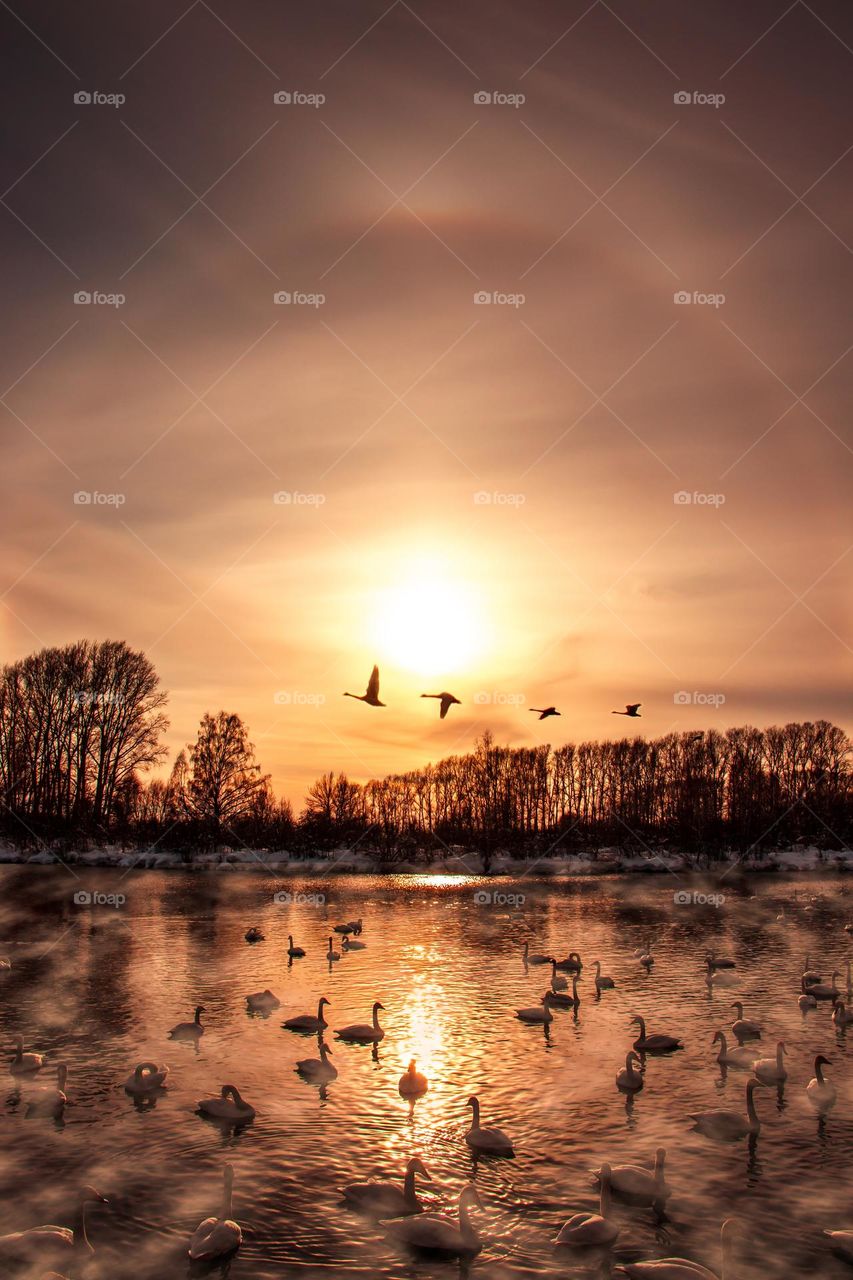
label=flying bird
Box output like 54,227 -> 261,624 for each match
612,703 -> 642,717
344,665 -> 385,707
530,706 -> 560,720
421,692 -> 461,719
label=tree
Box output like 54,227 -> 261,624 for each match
178,712 -> 269,846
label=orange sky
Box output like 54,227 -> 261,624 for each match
1,1 -> 851,802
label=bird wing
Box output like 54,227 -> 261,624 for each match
439,694 -> 458,718
627,703 -> 641,713
366,665 -> 380,700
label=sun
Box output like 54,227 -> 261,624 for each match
371,556 -> 487,678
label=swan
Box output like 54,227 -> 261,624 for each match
555,951 -> 583,972
420,691 -> 461,719
802,954 -> 821,985
344,664 -> 385,707
594,960 -> 616,989
711,1031 -> 754,1069
336,1001 -> 385,1043
615,1217 -> 736,1279
752,1040 -> 787,1084
593,1148 -> 669,1205
296,1039 -> 337,1083
246,989 -> 280,1012
399,1059 -> 428,1096
287,935 -> 306,958
631,1016 -> 683,1054
523,941 -> 550,965
168,1006 -> 205,1040
244,927 -> 264,942
809,971 -> 841,1000
342,936 -> 366,950
197,1084 -> 256,1123
334,923 -> 355,934
798,979 -> 817,1011
9,1037 -> 44,1074
634,947 -> 654,967
531,705 -> 560,720
832,1000 -> 853,1027
0,1187 -> 108,1267
188,1164 -> 241,1260
689,1080 -> 764,1139
124,1062 -> 169,1094
549,959 -> 568,990
383,1185 -> 483,1258
346,918 -> 363,934
548,974 -> 581,1009
616,1051 -> 644,1092
554,1162 -> 619,1247
729,1002 -> 761,1042
465,1094 -> 514,1155
824,1227 -> 853,1262
342,1157 -> 430,1217
704,959 -> 736,989
708,952 -> 736,970
283,997 -> 330,1031
27,1064 -> 68,1117
515,992 -> 560,1023
613,703 -> 642,717
806,1055 -> 836,1112
326,937 -> 341,961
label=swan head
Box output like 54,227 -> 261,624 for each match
466,1094 -> 479,1111
730,1001 -> 743,1013
81,1185 -> 109,1205
194,1006 -> 206,1019
406,1058 -> 417,1071
654,1147 -> 667,1172
319,997 -> 331,1008
815,1054 -> 832,1069
406,1157 -> 431,1180
712,1030 -> 724,1044
459,1185 -> 483,1211
373,1002 -> 385,1012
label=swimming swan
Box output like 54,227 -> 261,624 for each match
283,997 -> 330,1031
554,1162 -> 620,1247
399,1059 -> 428,1096
729,1002 -> 761,1043
465,1095 -> 514,1155
244,927 -> 264,943
593,1148 -> 670,1205
515,992 -> 560,1023
335,1001 -> 385,1043
616,1051 -> 644,1092
555,951 -> 583,973
548,975 -> 581,1009
188,1164 -> 241,1260
296,1039 -> 337,1083
246,989 -> 280,1012
752,1041 -> 787,1084
124,1062 -> 169,1094
168,1006 -> 205,1040
27,1064 -> 68,1117
594,961 -> 616,989
287,935 -> 306,957
0,1186 -> 108,1267
197,1084 -> 256,1123
798,979 -> 817,1012
806,1055 -> 836,1112
523,941 -> 550,965
631,1016 -> 683,1054
809,972 -> 841,1000
341,1157 -> 430,1217
711,1031 -> 754,1069
342,936 -> 366,950
688,1080 -> 764,1139
549,959 -> 568,990
615,1217 -> 736,1278
383,1185 -> 483,1258
326,937 -> 341,961
832,1000 -> 853,1027
9,1037 -> 44,1074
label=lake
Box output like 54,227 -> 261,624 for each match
1,867 -> 852,1278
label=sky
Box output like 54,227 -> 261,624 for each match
1,0 -> 851,804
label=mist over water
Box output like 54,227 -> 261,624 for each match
1,868 -> 852,1278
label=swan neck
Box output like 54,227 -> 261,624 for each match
458,1196 -> 479,1245
746,1084 -> 758,1124
469,1098 -> 480,1128
599,1172 -> 611,1218
403,1166 -> 417,1202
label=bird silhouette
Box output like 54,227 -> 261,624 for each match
612,703 -> 642,717
530,706 -> 560,720
344,665 -> 385,707
421,692 -> 461,719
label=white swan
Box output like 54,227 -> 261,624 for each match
752,1040 -> 787,1084
593,1147 -> 670,1205
807,1055 -> 836,1112
832,1000 -> 853,1027
326,937 -> 341,961
287,935 -> 306,957
283,997 -> 330,1031
615,1217 -> 736,1279
555,951 -> 583,972
798,979 -> 817,1011
399,1059 -> 428,1096
555,1163 -> 619,1247
246,989 -> 280,1012
188,1164 -> 241,1260
523,941 -> 550,965
549,959 -> 568,990
168,1006 -> 205,1040
465,1095 -> 514,1155
342,936 -> 366,950
27,1064 -> 68,1117
707,951 -> 736,969
802,954 -> 821,985
689,1080 -> 764,1139
616,1051 -> 644,1093
383,1185 -> 483,1258
124,1062 -> 169,1094
548,974 -> 581,1009
341,1157 -> 430,1217
729,1002 -> 761,1043
711,1031 -> 754,1069
515,992 -> 560,1023
0,1186 -> 108,1268
631,1016 -> 683,1054
336,1001 -> 385,1043
296,1039 -> 337,1083
594,960 -> 616,990
9,1037 -> 44,1074
809,971 -> 841,1000
197,1084 -> 256,1123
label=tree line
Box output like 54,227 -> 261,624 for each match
0,641 -> 850,861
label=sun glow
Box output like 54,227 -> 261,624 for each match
371,555 -> 487,679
